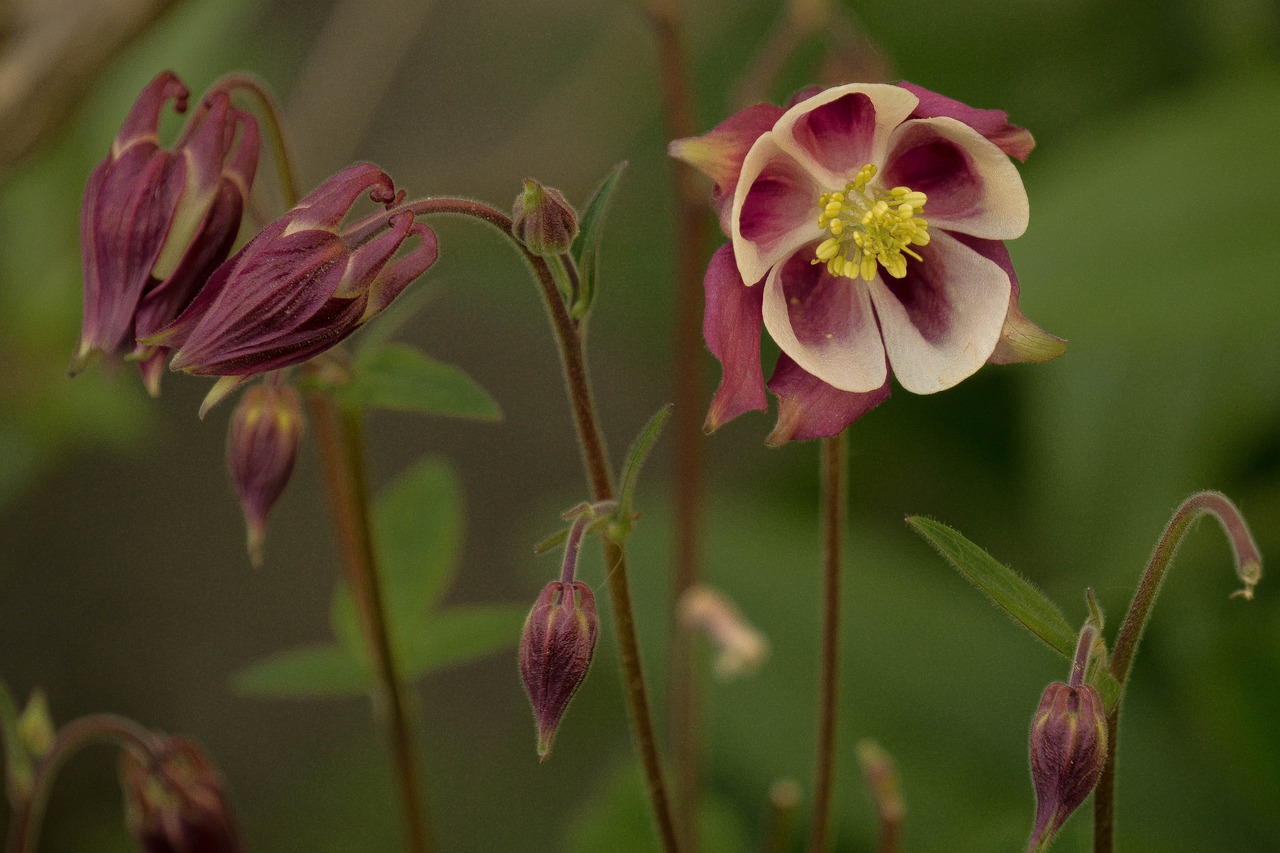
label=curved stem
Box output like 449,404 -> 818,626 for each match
6,714 -> 155,853
1093,490 -> 1261,853
212,73 -> 301,207
809,431 -> 848,852
401,197 -> 683,852
307,392 -> 432,853
645,1 -> 711,845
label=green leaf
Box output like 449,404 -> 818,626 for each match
569,162 -> 626,320
341,343 -> 501,421
233,645 -> 372,698
376,457 -> 464,627
614,404 -> 673,537
399,605 -> 527,679
906,516 -> 1076,658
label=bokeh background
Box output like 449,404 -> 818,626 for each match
2,0 -> 1279,850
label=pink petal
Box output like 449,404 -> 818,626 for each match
868,229 -> 1011,394
288,164 -> 394,233
730,136 -> 820,285
761,247 -> 888,393
669,103 -> 784,233
771,83 -> 919,182
362,219 -> 439,319
765,353 -> 890,445
113,72 -> 188,157
881,117 -> 1028,240
898,82 -> 1035,162
702,243 -> 767,432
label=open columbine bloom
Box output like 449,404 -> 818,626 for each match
671,82 -> 1064,443
147,163 -> 438,414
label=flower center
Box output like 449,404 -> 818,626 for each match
813,164 -> 930,281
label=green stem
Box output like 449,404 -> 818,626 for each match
6,714 -> 155,853
402,197 -> 683,853
307,391 -> 432,853
1093,490 -> 1261,853
809,431 -> 848,852
644,2 -> 711,846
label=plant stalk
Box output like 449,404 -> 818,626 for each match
809,430 -> 848,852
307,393 -> 432,853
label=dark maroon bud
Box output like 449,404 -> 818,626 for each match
1026,681 -> 1108,852
227,381 -> 303,567
119,737 -> 244,853
511,178 -> 578,257
519,580 -> 598,760
73,71 -> 259,396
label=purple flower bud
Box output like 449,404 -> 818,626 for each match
73,71 -> 260,396
511,178 -> 578,257
519,580 -> 598,760
149,164 -> 438,404
227,381 -> 303,567
1027,681 -> 1108,852
119,736 -> 244,853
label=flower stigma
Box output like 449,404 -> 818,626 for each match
813,164 -> 930,282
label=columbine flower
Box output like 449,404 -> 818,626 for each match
226,380 -> 303,567
1027,681 -> 1107,852
72,71 -> 259,395
119,736 -> 244,853
671,82 -> 1064,444
147,163 -> 438,414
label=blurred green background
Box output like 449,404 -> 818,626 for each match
2,0 -> 1279,850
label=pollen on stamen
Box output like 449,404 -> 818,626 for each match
810,164 -> 930,283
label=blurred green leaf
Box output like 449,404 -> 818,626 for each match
615,403 -> 672,528
233,645 -> 370,698
570,161 -> 626,320
399,605 -> 527,679
375,456 -> 463,623
340,343 -> 501,420
906,516 -> 1076,657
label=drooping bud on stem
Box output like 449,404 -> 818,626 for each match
519,509 -> 600,761
226,379 -> 303,566
1026,627 -> 1108,852
511,178 -> 579,258
120,736 -> 244,853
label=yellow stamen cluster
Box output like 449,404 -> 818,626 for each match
813,163 -> 930,281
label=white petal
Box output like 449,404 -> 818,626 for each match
730,135 -> 823,286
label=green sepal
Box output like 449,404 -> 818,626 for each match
612,404 -> 673,542
569,162 -> 626,321
0,681 -> 34,805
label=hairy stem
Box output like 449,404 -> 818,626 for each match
307,393 -> 432,853
1093,490 -> 1261,853
809,431 -> 848,852
402,197 -> 683,853
645,0 -> 711,846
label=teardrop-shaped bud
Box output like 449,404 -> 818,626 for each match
511,178 -> 578,257
1027,681 -> 1108,852
518,580 -> 598,760
226,381 -> 303,566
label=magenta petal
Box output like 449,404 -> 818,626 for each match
789,91 -> 878,175
290,164 -> 394,232
702,244 -> 766,432
738,153 -> 816,251
765,353 -> 890,445
114,72 -> 188,155
669,103 -> 784,232
363,220 -> 439,319
898,81 -> 1035,162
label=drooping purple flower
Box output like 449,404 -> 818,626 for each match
73,71 -> 260,395
119,736 -> 244,853
148,164 -> 438,414
226,380 -> 303,567
671,83 -> 1064,443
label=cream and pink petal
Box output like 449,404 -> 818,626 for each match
881,117 -> 1029,240
769,83 -> 919,185
731,136 -> 822,285
761,248 -> 888,394
669,103 -> 785,232
868,229 -> 1011,394
702,244 -> 767,432
898,82 -> 1035,162
766,353 -> 890,445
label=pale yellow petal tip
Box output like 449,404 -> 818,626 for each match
246,524 -> 266,569
1231,560 -> 1262,601
988,309 -> 1067,365
198,375 -> 249,419
67,343 -> 100,378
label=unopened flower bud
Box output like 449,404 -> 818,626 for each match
1027,682 -> 1108,852
120,737 -> 243,853
16,690 -> 54,760
519,580 -> 598,760
227,381 -> 303,567
511,178 -> 578,257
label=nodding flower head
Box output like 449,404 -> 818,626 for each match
119,735 -> 244,853
671,82 -> 1064,444
73,71 -> 259,395
148,163 -> 438,413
